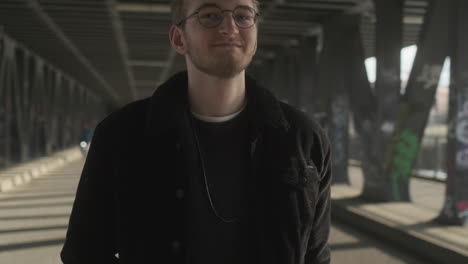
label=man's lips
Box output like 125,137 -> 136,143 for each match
212,42 -> 242,48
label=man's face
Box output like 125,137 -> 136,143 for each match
180,0 -> 258,79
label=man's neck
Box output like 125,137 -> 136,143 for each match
187,69 -> 246,117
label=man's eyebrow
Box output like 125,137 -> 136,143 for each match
194,3 -> 255,11
194,3 -> 219,10
236,4 -> 254,9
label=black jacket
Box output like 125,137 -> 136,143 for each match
61,71 -> 332,264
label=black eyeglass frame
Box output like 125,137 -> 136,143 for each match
176,5 -> 260,29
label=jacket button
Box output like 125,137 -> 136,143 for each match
176,189 -> 184,199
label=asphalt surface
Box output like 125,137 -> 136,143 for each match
0,158 -> 429,264
330,219 -> 428,264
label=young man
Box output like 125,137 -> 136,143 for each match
61,0 -> 332,263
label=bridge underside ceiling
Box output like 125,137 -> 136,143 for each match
0,0 -> 428,106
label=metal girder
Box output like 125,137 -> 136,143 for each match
317,15 -> 359,184
0,32 -> 105,168
107,0 -> 137,101
438,0 -> 468,226
26,0 -> 122,106
0,29 -> 11,167
282,2 -> 356,10
116,3 -> 171,13
129,60 -> 167,68
359,0 -> 404,201
346,0 -> 373,14
384,0 -> 450,201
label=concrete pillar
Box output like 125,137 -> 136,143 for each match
359,0 -> 404,201
383,0 -> 450,201
374,0 -> 403,134
271,51 -> 289,103
318,16 -> 353,184
0,32 -> 13,167
285,47 -> 301,107
297,37 -> 318,115
438,0 -> 468,226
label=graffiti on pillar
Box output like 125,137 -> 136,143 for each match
389,129 -> 420,200
442,196 -> 456,219
457,201 -> 468,223
456,149 -> 468,169
455,101 -> 468,169
416,64 -> 443,89
331,95 -> 348,166
454,100 -> 468,224
330,94 -> 349,183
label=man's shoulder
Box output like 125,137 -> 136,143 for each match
278,102 -> 325,137
96,98 -> 150,133
276,101 -> 330,162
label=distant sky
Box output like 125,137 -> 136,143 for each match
364,45 -> 450,88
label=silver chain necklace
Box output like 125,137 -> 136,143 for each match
190,115 -> 240,224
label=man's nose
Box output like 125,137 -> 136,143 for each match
218,13 -> 238,34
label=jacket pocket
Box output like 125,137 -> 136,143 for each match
273,157 -> 320,228
276,157 -> 320,205
278,157 -> 319,188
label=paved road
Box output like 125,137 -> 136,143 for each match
0,158 -> 429,264
0,159 -> 83,264
330,220 -> 428,264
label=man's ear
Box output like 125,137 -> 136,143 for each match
169,25 -> 187,55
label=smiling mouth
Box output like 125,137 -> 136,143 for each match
213,43 -> 242,48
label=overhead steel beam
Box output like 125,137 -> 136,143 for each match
27,0 -> 122,106
404,15 -> 424,24
107,0 -> 137,101
346,0 -> 374,14
116,3 -> 171,13
282,3 -> 356,10
135,81 -> 160,86
406,0 -> 429,7
129,60 -> 167,68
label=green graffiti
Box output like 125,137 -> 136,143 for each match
390,129 -> 420,200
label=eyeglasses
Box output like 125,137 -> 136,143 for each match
177,5 -> 260,29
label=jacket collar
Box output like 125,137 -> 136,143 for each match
144,71 -> 290,137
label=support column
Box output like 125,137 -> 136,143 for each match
318,16 -> 352,184
285,47 -> 301,107
2,37 -> 19,164
297,37 -> 319,115
33,60 -> 47,157
347,15 -> 378,189
374,0 -> 403,134
360,0 -> 404,201
271,51 -> 289,102
384,0 -> 450,201
15,47 -> 30,161
0,31 -> 107,169
0,31 -> 12,167
438,0 -> 468,225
